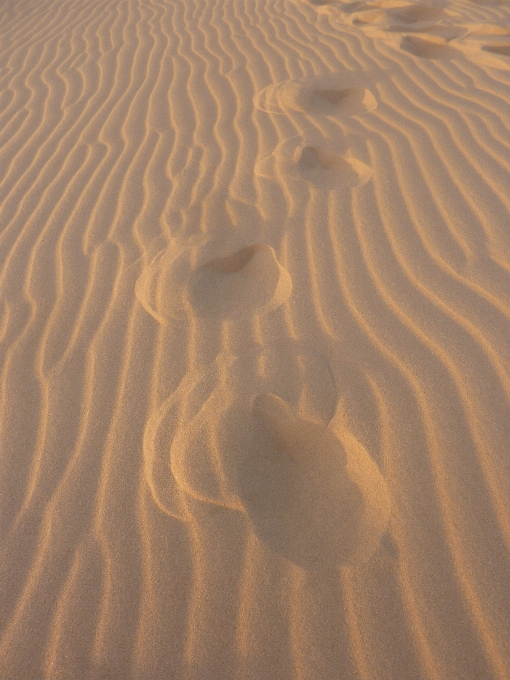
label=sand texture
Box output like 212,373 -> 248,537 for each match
1,0 -> 510,677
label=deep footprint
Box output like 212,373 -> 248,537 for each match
236,394 -> 392,569
188,244 -> 292,320
147,346 -> 338,515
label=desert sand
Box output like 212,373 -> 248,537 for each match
1,0 -> 510,677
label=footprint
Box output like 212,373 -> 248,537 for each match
188,243 -> 292,320
471,42 -> 510,68
254,75 -> 377,117
452,29 -> 510,69
143,346 -> 338,518
296,145 -> 372,190
400,35 -> 463,58
339,1 -> 378,14
256,137 -> 372,191
346,2 -> 466,41
236,394 -> 392,569
144,348 -> 391,568
136,239 -> 292,322
386,4 -> 444,24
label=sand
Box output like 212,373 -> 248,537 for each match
1,0 -> 510,677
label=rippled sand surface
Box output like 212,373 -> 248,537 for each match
1,0 -> 510,677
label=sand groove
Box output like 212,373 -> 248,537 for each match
1,0 -> 510,678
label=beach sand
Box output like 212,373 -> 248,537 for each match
1,0 -> 510,677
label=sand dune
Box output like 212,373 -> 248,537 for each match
1,0 -> 510,678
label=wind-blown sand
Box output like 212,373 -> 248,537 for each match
1,0 -> 510,677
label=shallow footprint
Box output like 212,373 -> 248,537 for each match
188,243 -> 292,320
256,137 -> 372,191
400,35 -> 463,58
254,75 -> 377,117
236,394 -> 391,570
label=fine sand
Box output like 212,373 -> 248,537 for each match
1,0 -> 510,678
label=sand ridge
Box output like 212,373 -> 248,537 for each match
1,0 -> 510,678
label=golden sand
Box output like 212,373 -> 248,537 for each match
1,0 -> 510,677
